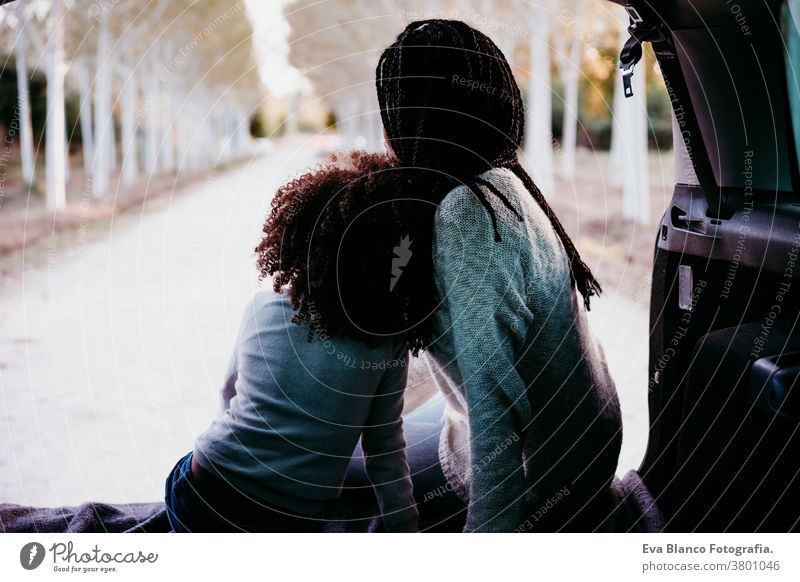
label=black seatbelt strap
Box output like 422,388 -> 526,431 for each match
616,3 -> 721,208
620,35 -> 643,97
618,8 -> 668,98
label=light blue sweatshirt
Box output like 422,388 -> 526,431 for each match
193,290 -> 419,532
425,167 -> 623,532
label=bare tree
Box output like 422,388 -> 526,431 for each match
552,0 -> 587,180
13,1 -> 36,190
610,7 -> 649,224
45,0 -> 67,210
524,0 -> 555,197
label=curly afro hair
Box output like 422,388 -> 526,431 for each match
255,150 -> 437,355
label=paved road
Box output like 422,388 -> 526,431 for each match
0,142 -> 649,506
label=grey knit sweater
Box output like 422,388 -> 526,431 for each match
424,167 -> 622,532
193,291 -> 418,532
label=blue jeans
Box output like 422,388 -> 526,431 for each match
164,451 -> 326,532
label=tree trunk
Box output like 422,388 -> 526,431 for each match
561,70 -> 580,179
336,101 -> 356,148
232,105 -> 247,157
109,104 -> 117,172
92,14 -> 113,198
77,64 -> 94,177
144,58 -> 160,176
560,36 -> 583,179
45,0 -> 66,210
63,120 -> 70,183
363,92 -> 379,152
175,101 -> 189,169
14,1 -> 35,189
196,96 -> 212,167
120,69 -> 138,185
609,11 -> 628,188
370,105 -> 385,153
620,63 -> 649,225
285,91 -> 299,135
524,6 -> 555,197
343,104 -> 357,148
611,9 -> 650,224
160,68 -> 175,172
353,94 -> 367,150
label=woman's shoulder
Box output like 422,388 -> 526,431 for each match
433,167 -> 528,241
436,167 -> 525,217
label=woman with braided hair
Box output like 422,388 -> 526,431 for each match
373,19 -> 622,532
165,17 -> 621,534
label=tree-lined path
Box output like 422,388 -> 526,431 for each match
0,141 -> 316,506
0,139 -> 648,506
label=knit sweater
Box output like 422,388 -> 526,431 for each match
193,291 -> 419,532
424,167 -> 623,532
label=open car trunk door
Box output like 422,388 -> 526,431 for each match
610,0 -> 800,531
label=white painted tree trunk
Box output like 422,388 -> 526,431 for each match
355,94 -> 369,150
337,101 -> 358,149
14,1 -> 35,189
370,106 -> 385,152
109,108 -> 117,172
174,101 -> 189,169
285,91 -> 299,135
77,64 -> 94,176
612,9 -> 650,225
610,11 -> 628,188
620,66 -> 649,225
499,39 -> 515,64
120,69 -> 138,185
363,90 -> 382,152
211,96 -> 222,164
560,38 -> 583,179
229,106 -> 240,158
63,121 -> 70,182
524,7 -> 555,197
144,60 -> 160,176
160,78 -> 175,172
369,88 -> 385,152
235,106 -> 249,156
220,107 -> 231,162
332,105 -> 345,144
92,15 -> 113,198
45,0 -> 66,210
197,96 -> 214,167
344,105 -> 358,148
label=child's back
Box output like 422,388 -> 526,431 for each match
179,291 -> 418,532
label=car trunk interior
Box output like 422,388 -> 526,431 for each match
612,0 -> 800,531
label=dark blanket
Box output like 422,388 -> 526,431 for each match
609,470 -> 667,533
0,470 -> 664,533
0,501 -> 170,533
0,500 -> 388,534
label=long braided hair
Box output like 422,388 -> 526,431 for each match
376,19 -> 601,309
255,19 -> 600,358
